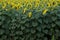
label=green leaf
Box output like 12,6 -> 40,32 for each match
21,26 -> 25,30
38,19 -> 42,23
51,35 -> 54,40
43,30 -> 48,34
25,22 -> 30,27
52,17 -> 57,21
44,37 -> 48,40
30,29 -> 36,34
15,31 -> 23,35
55,21 -> 60,26
32,21 -> 38,27
56,13 -> 60,17
0,29 -> 4,35
36,26 -> 41,32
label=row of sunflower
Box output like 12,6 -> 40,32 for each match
0,0 -> 60,16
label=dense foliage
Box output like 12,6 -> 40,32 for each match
0,0 -> 60,40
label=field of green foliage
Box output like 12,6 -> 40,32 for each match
0,0 -> 60,40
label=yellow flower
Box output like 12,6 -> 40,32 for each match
28,12 -> 32,18
52,1 -> 58,7
23,8 -> 27,14
0,0 -> 2,2
7,0 -> 11,4
11,3 -> 16,8
2,3 -> 6,9
35,0 -> 40,8
24,0 -> 28,3
43,9 -> 48,15
35,3 -> 39,8
47,3 -> 51,7
11,5 -> 15,8
29,3 -> 32,9
16,3 -> 21,10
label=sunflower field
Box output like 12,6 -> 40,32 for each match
0,0 -> 60,40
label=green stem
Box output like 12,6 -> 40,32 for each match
51,29 -> 55,40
